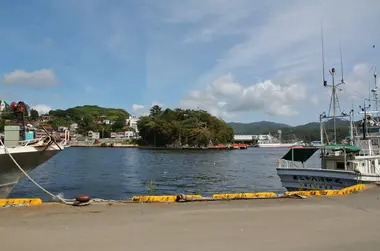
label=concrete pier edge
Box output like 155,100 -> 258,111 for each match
1,183 -> 376,207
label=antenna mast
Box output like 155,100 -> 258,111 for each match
321,26 -> 345,144
321,22 -> 327,87
369,44 -> 378,120
340,41 -> 345,85
372,66 -> 378,119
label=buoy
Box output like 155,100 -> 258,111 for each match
75,195 -> 91,203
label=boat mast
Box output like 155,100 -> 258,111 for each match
331,68 -> 337,143
325,64 -> 344,144
349,109 -> 354,144
371,66 -> 378,120
319,112 -> 325,145
320,24 -> 346,144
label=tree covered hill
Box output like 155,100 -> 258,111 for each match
137,105 -> 234,147
228,121 -> 290,135
49,105 -> 129,121
48,105 -> 130,133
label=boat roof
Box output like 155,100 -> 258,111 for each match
323,144 -> 361,152
281,144 -> 361,163
281,147 -> 319,163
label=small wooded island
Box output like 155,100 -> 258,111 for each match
137,105 -> 234,147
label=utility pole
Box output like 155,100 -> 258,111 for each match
360,101 -> 371,140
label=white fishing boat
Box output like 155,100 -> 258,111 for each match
0,137 -> 63,198
257,131 -> 304,148
0,101 -> 64,198
258,142 -> 304,148
276,37 -> 380,191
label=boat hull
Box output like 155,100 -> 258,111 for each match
0,147 -> 61,198
277,167 -> 380,191
258,143 -> 304,148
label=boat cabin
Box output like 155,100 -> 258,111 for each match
278,142 -> 380,177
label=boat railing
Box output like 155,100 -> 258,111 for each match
18,139 -> 35,146
278,159 -> 289,168
18,136 -> 52,147
357,148 -> 380,156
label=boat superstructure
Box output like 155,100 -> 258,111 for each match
0,101 -> 64,198
276,35 -> 380,191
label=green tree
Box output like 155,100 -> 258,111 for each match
137,108 -> 234,147
149,105 -> 162,118
30,109 -> 39,120
112,116 -> 126,132
77,114 -> 94,134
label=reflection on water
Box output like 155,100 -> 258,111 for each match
10,147 -> 321,201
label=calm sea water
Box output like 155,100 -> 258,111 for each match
9,147 -> 320,201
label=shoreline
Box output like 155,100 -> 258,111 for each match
69,144 -> 250,150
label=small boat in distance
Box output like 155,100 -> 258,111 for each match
257,131 -> 304,148
230,143 -> 248,149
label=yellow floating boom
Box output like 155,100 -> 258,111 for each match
0,198 -> 42,207
1,184 -> 370,206
212,192 -> 277,200
131,194 -> 202,203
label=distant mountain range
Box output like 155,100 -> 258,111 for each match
228,118 -> 352,142
228,121 -> 290,135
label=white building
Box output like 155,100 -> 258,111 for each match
70,123 -> 78,131
125,131 -> 135,139
102,119 -> 115,125
58,126 -> 69,132
0,100 -> 6,115
88,131 -> 100,140
126,115 -> 139,133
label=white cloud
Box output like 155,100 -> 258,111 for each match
158,0 -> 379,123
311,95 -> 319,106
198,1 -> 379,84
160,0 -> 264,43
130,102 -> 167,117
2,69 -> 58,88
340,63 -> 373,101
180,74 -> 306,118
31,104 -> 52,114
132,104 -> 145,111
151,102 -> 164,107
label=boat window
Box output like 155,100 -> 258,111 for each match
368,161 -> 371,174
336,162 -> 345,170
371,139 -> 379,145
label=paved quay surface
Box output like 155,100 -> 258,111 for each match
1,188 -> 380,251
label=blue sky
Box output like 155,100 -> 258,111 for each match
1,0 -> 380,125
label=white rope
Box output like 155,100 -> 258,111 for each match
0,138 -> 72,205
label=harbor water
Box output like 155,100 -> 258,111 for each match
9,147 -> 320,201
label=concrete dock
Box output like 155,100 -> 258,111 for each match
1,188 -> 380,251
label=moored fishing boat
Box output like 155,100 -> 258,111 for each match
276,37 -> 380,191
0,101 -> 65,198
257,131 -> 304,148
